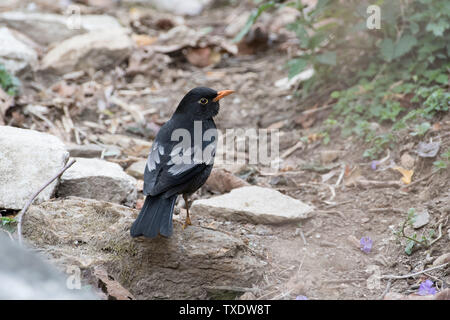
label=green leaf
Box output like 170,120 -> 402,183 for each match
435,73 -> 448,84
287,22 -> 309,48
315,51 -> 336,66
405,239 -> 415,255
233,1 -> 277,43
394,35 -> 417,59
426,19 -> 450,37
380,35 -> 417,62
410,122 -> 431,136
287,58 -> 308,79
380,38 -> 395,62
433,160 -> 447,170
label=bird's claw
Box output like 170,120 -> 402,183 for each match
182,216 -> 192,229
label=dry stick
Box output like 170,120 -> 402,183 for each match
17,159 -> 76,246
379,280 -> 392,300
380,263 -> 449,280
0,228 -> 14,241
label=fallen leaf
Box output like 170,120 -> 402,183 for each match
344,165 -> 362,186
294,113 -> 316,129
417,141 -> 440,158
185,47 -> 221,67
132,34 -> 157,47
393,166 -> 414,184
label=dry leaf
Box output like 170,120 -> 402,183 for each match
344,165 -> 362,186
132,34 -> 157,47
393,166 -> 414,184
185,47 -> 221,67
417,141 -> 440,158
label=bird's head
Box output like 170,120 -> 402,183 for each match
174,87 -> 234,120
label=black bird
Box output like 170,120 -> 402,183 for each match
130,87 -> 234,238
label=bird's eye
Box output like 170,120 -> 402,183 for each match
199,98 -> 208,105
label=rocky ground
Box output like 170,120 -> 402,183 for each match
0,0 -> 449,300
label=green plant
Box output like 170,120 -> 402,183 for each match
0,64 -> 20,96
433,148 -> 450,170
0,216 -> 17,234
397,208 -> 435,255
238,0 -> 450,158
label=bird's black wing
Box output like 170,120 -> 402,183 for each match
143,136 -> 216,197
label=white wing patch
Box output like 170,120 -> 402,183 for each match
147,142 -> 165,172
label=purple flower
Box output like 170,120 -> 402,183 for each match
360,237 -> 373,253
296,295 -> 308,300
418,280 -> 437,296
371,161 -> 379,170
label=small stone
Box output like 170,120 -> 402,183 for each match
400,153 -> 415,169
191,186 -> 313,224
147,0 -> 211,16
59,158 -> 137,206
66,144 -> 103,158
98,134 -> 152,158
125,159 -> 147,180
413,210 -> 430,229
320,150 -> 340,164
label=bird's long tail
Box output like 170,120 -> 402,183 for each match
130,194 -> 177,238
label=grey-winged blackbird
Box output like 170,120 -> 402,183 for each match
130,87 -> 234,238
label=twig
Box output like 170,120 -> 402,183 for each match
17,159 -> 76,246
335,165 -> 345,187
0,228 -> 14,241
380,263 -> 449,280
281,141 -> 304,159
298,104 -> 333,116
379,280 -> 392,300
356,179 -> 403,189
368,208 -> 404,214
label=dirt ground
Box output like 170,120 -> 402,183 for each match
2,0 -> 449,300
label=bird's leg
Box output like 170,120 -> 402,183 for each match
182,194 -> 192,229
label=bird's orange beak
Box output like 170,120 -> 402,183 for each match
213,90 -> 234,102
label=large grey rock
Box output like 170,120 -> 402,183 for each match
41,30 -> 133,75
22,197 -> 265,299
0,126 -> 69,210
0,27 -> 38,75
191,186 -> 313,224
58,158 -> 137,206
0,233 -> 96,300
0,11 -> 124,46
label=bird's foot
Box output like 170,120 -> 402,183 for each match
182,216 -> 192,229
